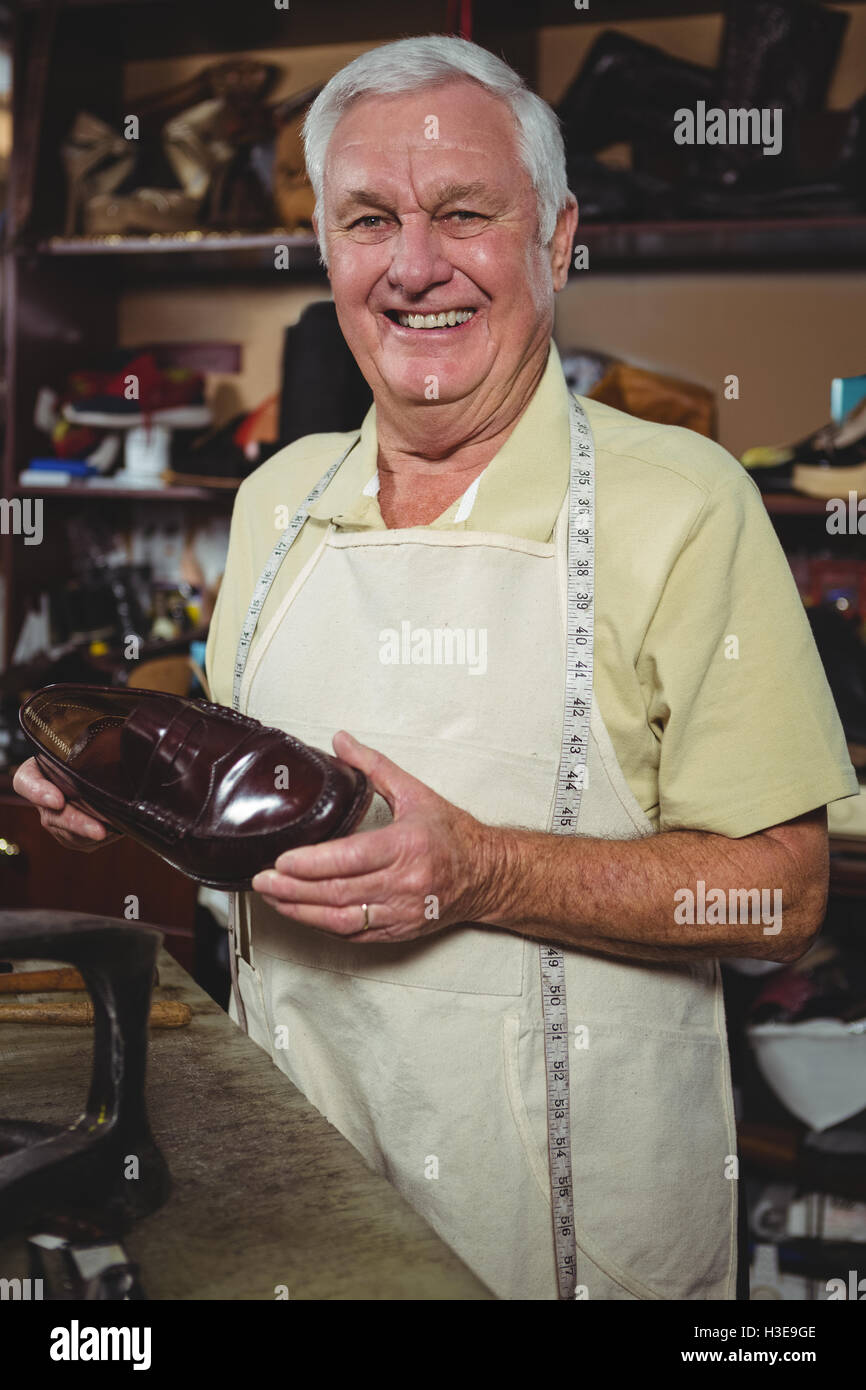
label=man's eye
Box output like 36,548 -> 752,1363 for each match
349,215 -> 387,229
445,210 -> 483,222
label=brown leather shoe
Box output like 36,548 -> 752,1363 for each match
19,684 -> 372,889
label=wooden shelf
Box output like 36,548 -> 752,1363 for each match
22,217 -> 866,277
12,0 -> 451,62
761,493 -> 833,516
27,230 -> 323,280
38,230 -> 317,255
572,216 -> 866,271
15,482 -> 237,501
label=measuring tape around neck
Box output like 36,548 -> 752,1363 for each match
231,394 -> 596,1303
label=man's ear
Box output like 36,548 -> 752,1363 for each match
550,195 -> 579,292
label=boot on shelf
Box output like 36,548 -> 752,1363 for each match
679,0 -> 852,217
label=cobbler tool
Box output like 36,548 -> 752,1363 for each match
0,910 -> 171,1237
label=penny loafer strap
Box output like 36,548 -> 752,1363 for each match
127,702 -> 223,806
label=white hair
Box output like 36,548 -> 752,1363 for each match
302,34 -> 571,266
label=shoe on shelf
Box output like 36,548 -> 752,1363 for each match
19,684 -> 373,891
793,448 -> 866,500
676,0 -> 851,217
556,29 -> 715,158
164,398 -> 279,488
61,111 -> 137,236
742,396 -> 866,495
83,188 -> 202,237
743,449 -> 866,499
62,351 -> 211,430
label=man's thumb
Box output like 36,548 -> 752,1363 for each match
332,730 -> 420,814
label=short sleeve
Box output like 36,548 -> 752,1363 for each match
641,471 -> 859,837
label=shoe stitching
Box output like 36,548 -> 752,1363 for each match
25,708 -> 73,754
24,702 -> 103,755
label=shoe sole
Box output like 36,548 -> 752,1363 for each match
793,462 -> 866,499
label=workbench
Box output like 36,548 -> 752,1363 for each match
0,948 -> 493,1300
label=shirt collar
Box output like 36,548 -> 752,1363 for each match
306,340 -> 571,541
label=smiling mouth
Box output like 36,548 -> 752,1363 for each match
385,308 -> 477,330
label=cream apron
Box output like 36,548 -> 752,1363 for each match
228,423 -> 739,1302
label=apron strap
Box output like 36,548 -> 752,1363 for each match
228,428 -> 361,1034
232,432 -> 362,713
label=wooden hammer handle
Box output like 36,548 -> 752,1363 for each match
0,968 -> 87,993
0,1000 -> 191,1028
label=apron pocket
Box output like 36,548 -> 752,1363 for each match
251,904 -> 527,996
501,1011 -> 733,1300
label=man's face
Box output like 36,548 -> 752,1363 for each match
319,80 -> 565,415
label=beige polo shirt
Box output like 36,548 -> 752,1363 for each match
206,341 -> 858,837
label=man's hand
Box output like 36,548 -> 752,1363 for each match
13,757 -> 121,852
251,733 -> 829,965
251,731 -> 495,942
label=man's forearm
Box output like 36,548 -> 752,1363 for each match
476,817 -> 827,964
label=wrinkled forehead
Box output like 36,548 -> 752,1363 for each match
322,82 -> 527,201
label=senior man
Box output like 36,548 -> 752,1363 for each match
19,35 -> 858,1301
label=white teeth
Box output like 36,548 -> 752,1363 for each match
395,309 -> 475,329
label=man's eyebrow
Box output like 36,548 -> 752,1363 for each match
334,188 -> 395,218
428,180 -> 502,205
334,180 -> 504,219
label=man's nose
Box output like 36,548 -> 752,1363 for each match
386,218 -> 453,298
